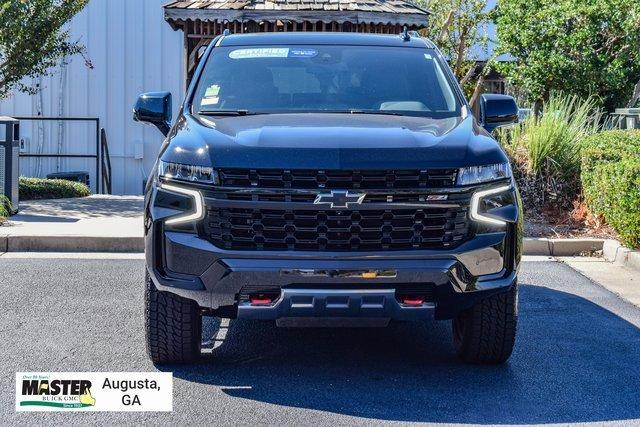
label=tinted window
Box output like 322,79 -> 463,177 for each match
192,45 -> 461,117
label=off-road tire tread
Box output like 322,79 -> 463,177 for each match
145,271 -> 201,364
453,284 -> 518,364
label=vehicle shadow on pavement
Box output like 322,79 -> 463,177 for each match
168,284 -> 640,424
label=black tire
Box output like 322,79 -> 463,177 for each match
452,284 -> 518,365
145,271 -> 202,364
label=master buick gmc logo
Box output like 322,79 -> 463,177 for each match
313,190 -> 366,209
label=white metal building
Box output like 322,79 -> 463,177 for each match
0,0 -> 183,195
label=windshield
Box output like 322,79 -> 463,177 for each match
192,45 -> 462,118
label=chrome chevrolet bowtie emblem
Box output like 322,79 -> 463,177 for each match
313,190 -> 366,209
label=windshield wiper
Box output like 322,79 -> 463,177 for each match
197,109 -> 259,116
300,109 -> 406,116
348,110 -> 404,116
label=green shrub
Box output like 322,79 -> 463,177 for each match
497,93 -> 600,210
502,93 -> 600,177
582,130 -> 640,248
19,177 -> 91,201
0,195 -> 11,221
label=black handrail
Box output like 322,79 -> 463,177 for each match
100,128 -> 112,195
15,116 -> 102,193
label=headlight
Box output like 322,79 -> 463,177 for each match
158,160 -> 219,184
457,163 -> 511,186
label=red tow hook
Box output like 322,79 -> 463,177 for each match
249,294 -> 275,306
401,296 -> 425,306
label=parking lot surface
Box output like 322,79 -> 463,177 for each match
1,256 -> 640,425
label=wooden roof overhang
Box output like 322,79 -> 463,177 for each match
164,0 -> 430,82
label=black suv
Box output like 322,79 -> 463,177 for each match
134,32 -> 522,365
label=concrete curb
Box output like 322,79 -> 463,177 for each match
0,235 -> 612,256
602,239 -> 640,272
3,236 -> 143,253
523,238 -> 604,256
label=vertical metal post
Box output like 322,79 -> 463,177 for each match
0,117 -> 20,213
95,118 -> 101,194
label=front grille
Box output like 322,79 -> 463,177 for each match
200,169 -> 471,252
202,206 -> 469,251
219,169 -> 458,189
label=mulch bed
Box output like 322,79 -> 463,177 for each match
524,206 -> 617,239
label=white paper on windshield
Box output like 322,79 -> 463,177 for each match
229,48 -> 290,59
201,97 -> 219,106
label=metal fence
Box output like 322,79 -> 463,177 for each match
606,109 -> 640,130
14,116 -> 112,194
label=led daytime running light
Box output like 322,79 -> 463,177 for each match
470,185 -> 512,226
160,183 -> 204,225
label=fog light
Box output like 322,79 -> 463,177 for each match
401,296 -> 425,306
249,293 -> 277,305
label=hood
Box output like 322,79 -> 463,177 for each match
161,113 -> 509,170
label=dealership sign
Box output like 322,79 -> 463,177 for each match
16,372 -> 172,412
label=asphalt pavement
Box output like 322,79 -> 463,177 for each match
1,256 -> 640,425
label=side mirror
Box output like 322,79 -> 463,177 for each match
133,92 -> 172,136
479,94 -> 519,133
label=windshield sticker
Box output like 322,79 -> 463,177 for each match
201,97 -> 219,106
289,48 -> 318,58
204,85 -> 220,97
229,48 -> 289,59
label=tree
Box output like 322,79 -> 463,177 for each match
417,0 -> 492,103
0,0 -> 89,99
495,0 -> 640,112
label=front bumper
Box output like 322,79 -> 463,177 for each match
239,288 -> 436,323
146,221 -> 520,320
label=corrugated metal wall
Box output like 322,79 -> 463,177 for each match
0,0 -> 183,195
